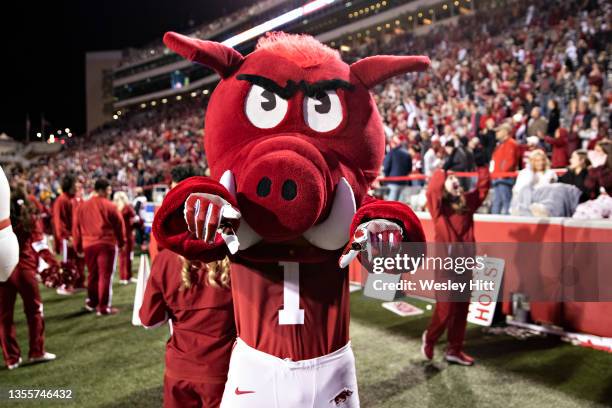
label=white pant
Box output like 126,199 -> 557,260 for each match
221,338 -> 359,408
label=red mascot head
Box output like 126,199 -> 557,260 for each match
164,32 -> 429,249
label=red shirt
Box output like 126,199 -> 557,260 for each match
73,196 -> 125,251
52,193 -> 74,241
139,249 -> 235,383
426,167 -> 491,243
492,137 -> 520,173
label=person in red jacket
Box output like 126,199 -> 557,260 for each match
139,250 -> 235,408
490,123 -> 519,214
0,187 -> 57,370
113,191 -> 137,285
52,175 -> 85,293
422,165 -> 491,366
73,179 -> 125,315
543,128 -> 569,168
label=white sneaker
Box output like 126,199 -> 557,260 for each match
29,352 -> 56,363
84,304 -> 95,312
56,286 -> 74,296
129,277 -> 138,284
7,357 -> 22,370
119,280 -> 129,285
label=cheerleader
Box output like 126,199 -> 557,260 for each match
139,251 -> 235,408
0,187 -> 57,369
422,164 -> 490,365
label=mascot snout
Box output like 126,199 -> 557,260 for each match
235,136 -> 331,242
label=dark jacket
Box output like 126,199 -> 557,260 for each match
559,167 -> 589,202
443,147 -> 469,172
383,147 -> 412,186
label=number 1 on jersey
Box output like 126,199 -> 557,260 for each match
278,262 -> 305,325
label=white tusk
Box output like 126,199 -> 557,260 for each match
219,170 -> 262,251
303,178 -> 356,250
219,170 -> 236,197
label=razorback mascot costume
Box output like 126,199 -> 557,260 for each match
154,31 -> 429,407
0,166 -> 19,282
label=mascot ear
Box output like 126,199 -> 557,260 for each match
163,32 -> 244,78
350,55 -> 430,88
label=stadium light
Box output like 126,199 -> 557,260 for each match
36,132 -> 42,138
221,0 -> 336,48
65,128 -> 70,133
162,98 -> 168,104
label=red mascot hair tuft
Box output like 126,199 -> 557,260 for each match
256,32 -> 340,69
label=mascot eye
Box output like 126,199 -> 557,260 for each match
304,90 -> 343,133
245,84 -> 288,129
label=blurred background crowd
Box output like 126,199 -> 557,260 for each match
6,0 -> 612,223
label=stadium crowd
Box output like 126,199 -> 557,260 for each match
8,0 -> 612,222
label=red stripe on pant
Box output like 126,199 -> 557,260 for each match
163,375 -> 224,408
84,243 -> 116,313
425,301 -> 470,354
0,267 -> 45,366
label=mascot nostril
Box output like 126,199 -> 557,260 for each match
281,180 -> 297,201
256,177 -> 272,197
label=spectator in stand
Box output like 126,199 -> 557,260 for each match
491,124 -> 519,214
510,150 -> 560,216
383,135 -> 412,201
0,187 -> 57,370
479,118 -> 497,163
73,179 -> 125,316
546,99 -> 561,137
527,107 -> 548,138
52,175 -> 84,294
113,192 -> 137,285
580,117 -> 605,150
585,140 -> 612,198
423,139 -> 443,177
559,150 -> 590,203
543,128 -> 570,168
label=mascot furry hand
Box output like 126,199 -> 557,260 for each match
154,31 -> 428,407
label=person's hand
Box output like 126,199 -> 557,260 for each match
339,219 -> 403,268
184,193 -> 241,254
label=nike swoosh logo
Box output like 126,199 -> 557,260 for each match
235,387 -> 255,395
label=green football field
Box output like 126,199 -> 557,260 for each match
1,257 -> 611,408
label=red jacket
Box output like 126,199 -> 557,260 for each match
73,196 -> 125,252
139,249 -> 235,383
585,166 -> 612,198
426,167 -> 491,243
52,193 -> 74,242
544,129 -> 569,168
13,215 -> 56,272
120,205 -> 136,249
491,137 -> 520,173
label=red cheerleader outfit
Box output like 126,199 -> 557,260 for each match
139,248 -> 236,408
0,217 -> 57,366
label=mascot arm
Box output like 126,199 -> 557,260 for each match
0,166 -> 18,282
339,197 -> 426,268
153,176 -> 239,262
351,196 -> 425,242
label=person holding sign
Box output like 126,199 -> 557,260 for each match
422,160 -> 490,366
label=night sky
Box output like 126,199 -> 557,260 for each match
2,0 -> 255,140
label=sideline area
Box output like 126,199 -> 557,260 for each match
1,259 -> 611,407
